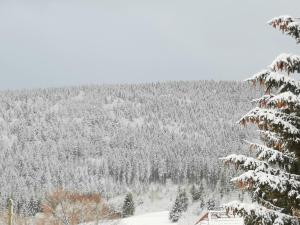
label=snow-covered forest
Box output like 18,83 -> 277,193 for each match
0,81 -> 258,214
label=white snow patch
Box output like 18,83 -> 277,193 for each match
80,211 -> 175,225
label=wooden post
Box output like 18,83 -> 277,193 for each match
8,198 -> 13,225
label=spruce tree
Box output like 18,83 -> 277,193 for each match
27,197 -> 42,216
169,188 -> 189,222
122,193 -> 135,218
190,184 -> 197,201
221,15 -> 300,225
190,184 -> 203,202
207,199 -> 216,210
200,199 -> 205,209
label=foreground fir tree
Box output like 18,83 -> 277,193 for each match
221,15 -> 300,225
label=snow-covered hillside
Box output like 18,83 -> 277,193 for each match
0,81 -> 259,214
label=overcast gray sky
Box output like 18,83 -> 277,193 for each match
0,0 -> 299,90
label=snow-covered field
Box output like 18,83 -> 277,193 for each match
80,210 -> 244,225
81,211 -> 175,225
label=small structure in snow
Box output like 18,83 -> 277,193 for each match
195,209 -> 244,225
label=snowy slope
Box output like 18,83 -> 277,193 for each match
0,81 -> 259,211
81,211 -> 176,225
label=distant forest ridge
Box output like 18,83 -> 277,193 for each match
0,80 -> 258,210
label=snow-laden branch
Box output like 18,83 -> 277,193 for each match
245,70 -> 300,94
264,73 -> 300,95
257,197 -> 285,213
224,201 -> 299,225
252,92 -> 300,112
245,70 -> 270,85
220,153 -> 300,181
239,107 -> 300,135
270,53 -> 300,74
259,130 -> 283,145
245,141 -> 296,165
220,154 -> 268,171
265,91 -> 300,111
269,15 -> 300,43
252,94 -> 275,106
231,170 -> 300,205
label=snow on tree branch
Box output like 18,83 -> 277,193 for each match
270,53 -> 300,74
231,170 -> 300,205
265,91 -> 300,110
252,94 -> 275,107
245,141 -> 296,165
257,197 -> 285,213
259,130 -> 287,150
225,201 -> 299,225
220,154 -> 268,171
239,107 -> 300,135
221,153 -> 300,181
265,72 -> 294,89
252,92 -> 300,110
245,69 -> 270,86
269,15 -> 300,43
245,70 -> 300,94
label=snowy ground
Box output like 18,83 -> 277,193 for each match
81,211 -> 176,225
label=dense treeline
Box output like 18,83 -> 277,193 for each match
0,80 -> 258,214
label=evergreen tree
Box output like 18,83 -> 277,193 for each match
221,15 -> 300,225
200,199 -> 205,209
169,188 -> 189,222
27,197 -> 42,216
122,193 -> 135,218
190,184 -> 196,200
16,200 -> 23,215
206,199 -> 216,210
190,184 -> 203,202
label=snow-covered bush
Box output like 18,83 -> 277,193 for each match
38,190 -> 114,225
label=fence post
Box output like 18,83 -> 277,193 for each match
8,198 -> 13,225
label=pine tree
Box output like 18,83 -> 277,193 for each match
169,188 -> 189,222
122,193 -> 135,218
190,184 -> 203,202
27,197 -> 42,216
180,189 -> 189,212
190,184 -> 196,200
200,199 -> 205,209
221,15 -> 300,225
206,199 -> 216,210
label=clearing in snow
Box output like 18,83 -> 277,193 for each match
81,211 -> 175,225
